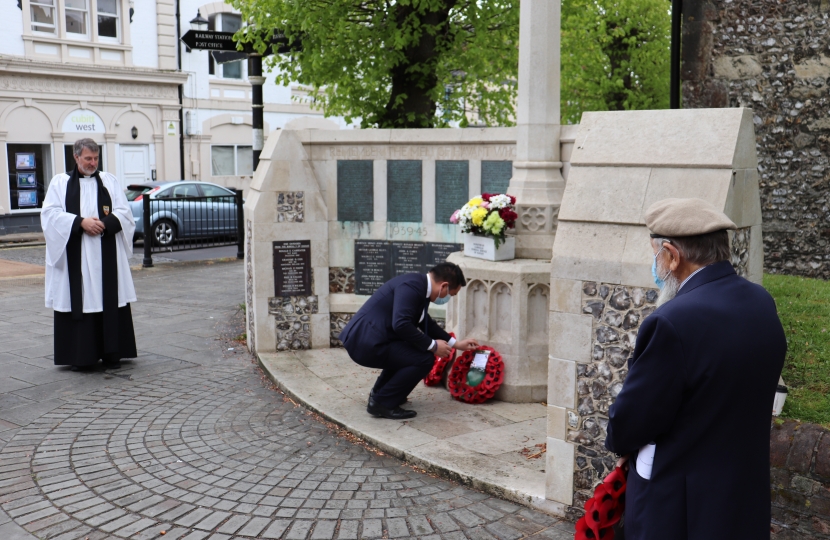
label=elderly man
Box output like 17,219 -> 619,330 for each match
41,138 -> 137,371
605,198 -> 786,540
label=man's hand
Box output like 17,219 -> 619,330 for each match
81,217 -> 105,236
454,338 -> 479,351
616,454 -> 630,471
434,340 -> 453,358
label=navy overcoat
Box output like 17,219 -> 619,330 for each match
339,273 -> 451,361
605,261 -> 786,540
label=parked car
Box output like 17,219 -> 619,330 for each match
127,181 -> 240,247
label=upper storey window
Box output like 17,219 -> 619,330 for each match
65,0 -> 88,36
28,0 -> 122,42
30,0 -> 57,33
208,13 -> 244,80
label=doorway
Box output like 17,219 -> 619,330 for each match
119,145 -> 151,188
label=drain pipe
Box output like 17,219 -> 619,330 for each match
670,0 -> 682,109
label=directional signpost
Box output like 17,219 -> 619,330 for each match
180,28 -> 297,169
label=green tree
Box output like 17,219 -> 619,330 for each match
561,0 -> 671,124
232,0 -> 519,128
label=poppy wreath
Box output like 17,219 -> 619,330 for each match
574,466 -> 627,540
423,333 -> 457,387
446,346 -> 505,404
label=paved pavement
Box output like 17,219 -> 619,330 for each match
0,244 -> 240,269
0,258 -> 573,539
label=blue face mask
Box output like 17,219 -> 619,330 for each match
433,286 -> 451,305
652,247 -> 667,288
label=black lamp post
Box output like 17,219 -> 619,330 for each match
190,10 -> 208,31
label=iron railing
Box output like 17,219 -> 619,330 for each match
142,190 -> 244,267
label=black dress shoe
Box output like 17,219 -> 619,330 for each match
367,402 -> 417,420
101,360 -> 121,370
369,389 -> 408,407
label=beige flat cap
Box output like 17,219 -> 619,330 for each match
645,198 -> 737,237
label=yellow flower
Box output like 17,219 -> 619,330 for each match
471,207 -> 488,226
468,197 -> 484,207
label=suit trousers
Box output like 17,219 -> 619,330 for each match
352,340 -> 434,409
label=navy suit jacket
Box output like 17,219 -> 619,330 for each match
339,273 -> 451,360
605,261 -> 786,540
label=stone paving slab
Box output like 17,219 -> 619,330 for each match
258,350 -> 561,517
0,256 -> 575,539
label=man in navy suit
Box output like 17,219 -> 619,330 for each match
605,198 -> 786,540
339,262 -> 479,419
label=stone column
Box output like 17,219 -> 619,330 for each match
509,0 -> 564,260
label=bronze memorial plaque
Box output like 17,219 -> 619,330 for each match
273,240 -> 312,296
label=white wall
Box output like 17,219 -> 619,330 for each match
0,2 -> 25,57
131,0 -> 159,68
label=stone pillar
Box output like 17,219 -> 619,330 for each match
509,0 -> 564,260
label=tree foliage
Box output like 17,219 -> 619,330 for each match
561,0 -> 671,124
231,0 -> 670,128
231,0 -> 519,128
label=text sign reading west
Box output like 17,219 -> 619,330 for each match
273,240 -> 312,296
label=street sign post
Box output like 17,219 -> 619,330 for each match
180,29 -> 301,170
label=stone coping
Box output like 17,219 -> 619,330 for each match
258,349 -> 565,517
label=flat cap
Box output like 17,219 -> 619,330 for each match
645,198 -> 737,237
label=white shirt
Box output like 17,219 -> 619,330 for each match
678,266 -> 708,292
423,273 -> 457,351
41,172 -> 137,312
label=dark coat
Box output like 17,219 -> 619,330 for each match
605,261 -> 786,540
339,273 -> 451,360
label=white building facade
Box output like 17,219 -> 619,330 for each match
178,0 -> 349,195
0,0 -> 347,235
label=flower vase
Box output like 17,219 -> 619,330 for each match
463,234 -> 515,261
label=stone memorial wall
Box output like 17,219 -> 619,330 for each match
545,108 -> 764,516
246,128 -> 567,354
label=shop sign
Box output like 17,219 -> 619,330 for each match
62,109 -> 106,133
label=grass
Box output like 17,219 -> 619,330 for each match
764,273 -> 830,426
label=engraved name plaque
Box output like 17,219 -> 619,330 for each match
481,160 -> 513,195
273,240 -> 312,296
435,160 -> 469,224
387,160 -> 422,222
354,240 -> 391,295
354,240 -> 462,295
337,160 -> 374,222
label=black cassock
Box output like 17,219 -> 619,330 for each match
53,167 -> 136,367
606,261 -> 787,540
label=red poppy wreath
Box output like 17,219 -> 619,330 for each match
574,466 -> 627,540
446,346 -> 505,404
423,333 -> 457,387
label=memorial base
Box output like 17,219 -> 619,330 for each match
446,253 -> 550,403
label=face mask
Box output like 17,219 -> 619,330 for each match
433,285 -> 451,305
652,247 -> 668,289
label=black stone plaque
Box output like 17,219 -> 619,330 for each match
391,242 -> 427,277
273,240 -> 312,296
354,240 -> 391,295
426,242 -> 463,270
435,161 -> 469,224
337,160 -> 374,221
354,240 -> 464,294
481,160 -> 513,195
387,160 -> 422,222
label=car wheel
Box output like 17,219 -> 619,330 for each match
152,219 -> 176,247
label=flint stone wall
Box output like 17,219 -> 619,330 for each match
770,419 -> 830,538
682,0 -> 830,277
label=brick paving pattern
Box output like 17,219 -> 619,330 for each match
0,258 -> 572,539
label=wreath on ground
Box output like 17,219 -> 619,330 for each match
447,346 -> 505,404
423,333 -> 456,387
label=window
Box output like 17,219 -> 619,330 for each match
209,13 -> 244,79
30,0 -> 56,33
7,144 -> 54,212
65,0 -> 89,36
200,184 -> 234,200
158,184 -> 200,199
211,146 -> 253,176
96,0 -> 119,40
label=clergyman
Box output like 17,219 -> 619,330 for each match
605,197 -> 786,539
41,138 -> 138,371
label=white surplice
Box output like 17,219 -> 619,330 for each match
41,172 -> 137,312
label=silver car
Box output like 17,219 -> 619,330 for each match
127,181 -> 239,247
